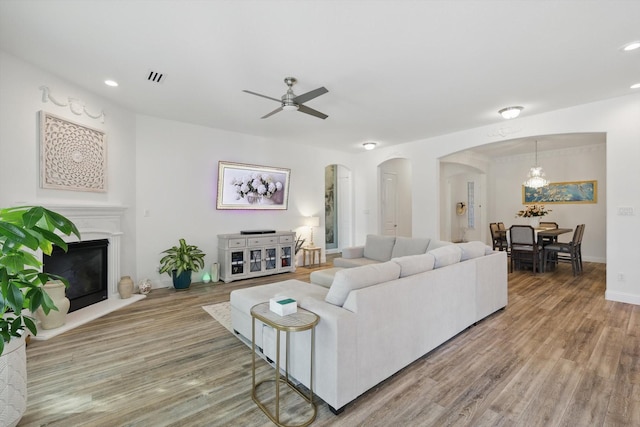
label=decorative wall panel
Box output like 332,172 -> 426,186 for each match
40,111 -> 107,192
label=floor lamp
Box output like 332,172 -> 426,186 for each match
305,216 -> 320,247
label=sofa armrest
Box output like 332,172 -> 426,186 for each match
340,245 -> 365,259
297,297 -> 359,411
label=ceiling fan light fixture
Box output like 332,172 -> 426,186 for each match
499,106 -> 523,119
363,141 -> 377,150
282,104 -> 299,112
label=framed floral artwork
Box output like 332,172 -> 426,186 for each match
522,180 -> 597,204
216,161 -> 290,210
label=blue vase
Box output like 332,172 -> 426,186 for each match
172,270 -> 192,290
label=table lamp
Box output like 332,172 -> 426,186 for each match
305,216 -> 320,247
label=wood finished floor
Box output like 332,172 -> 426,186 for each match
19,258 -> 638,426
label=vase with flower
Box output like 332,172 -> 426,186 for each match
515,204 -> 552,228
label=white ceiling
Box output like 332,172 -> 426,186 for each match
1,1 -> 638,153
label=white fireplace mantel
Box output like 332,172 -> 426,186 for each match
28,202 -> 145,340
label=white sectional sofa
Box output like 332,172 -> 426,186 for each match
230,241 -> 508,413
333,234 -> 453,268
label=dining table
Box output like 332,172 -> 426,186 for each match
535,227 -> 573,245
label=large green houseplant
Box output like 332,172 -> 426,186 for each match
159,238 -> 205,290
0,206 -> 80,427
0,206 -> 80,354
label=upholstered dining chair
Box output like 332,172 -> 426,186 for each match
539,221 -> 559,244
490,223 -> 508,252
543,224 -> 585,276
509,225 -> 543,274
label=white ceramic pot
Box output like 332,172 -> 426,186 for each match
35,280 -> 70,330
118,276 -> 134,299
0,334 -> 27,427
528,217 -> 541,228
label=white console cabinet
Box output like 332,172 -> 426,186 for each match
218,231 -> 296,283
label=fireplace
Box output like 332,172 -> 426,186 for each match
43,239 -> 109,312
29,204 -> 145,341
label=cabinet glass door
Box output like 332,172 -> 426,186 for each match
265,247 -> 277,270
231,250 -> 245,275
249,249 -> 262,273
280,246 -> 292,268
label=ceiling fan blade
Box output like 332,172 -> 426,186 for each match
243,90 -> 281,103
293,87 -> 328,104
298,104 -> 328,120
261,106 -> 283,119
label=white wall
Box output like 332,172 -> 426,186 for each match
135,115 -> 352,287
353,94 -> 640,304
0,51 -> 353,289
0,52 -> 138,278
490,142 -> 606,262
3,49 -> 639,305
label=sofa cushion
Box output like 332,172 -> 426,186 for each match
429,245 -> 463,268
426,239 -> 454,251
363,235 -> 396,262
325,261 -> 401,306
391,236 -> 431,258
392,253 -> 436,278
333,257 -> 381,268
456,241 -> 490,261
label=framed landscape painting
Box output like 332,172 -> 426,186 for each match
522,180 -> 597,204
216,161 -> 290,210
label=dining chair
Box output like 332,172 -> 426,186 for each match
489,222 -> 508,252
539,221 -> 559,245
543,224 -> 585,276
509,225 -> 543,274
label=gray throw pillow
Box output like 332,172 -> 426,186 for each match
391,236 -> 431,258
363,235 -> 396,262
325,261 -> 401,306
456,241 -> 490,261
428,245 -> 463,268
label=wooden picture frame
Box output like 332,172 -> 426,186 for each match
523,180 -> 597,204
216,161 -> 290,210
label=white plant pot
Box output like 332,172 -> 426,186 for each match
35,280 -> 70,330
0,334 -> 27,427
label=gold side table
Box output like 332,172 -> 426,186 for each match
302,247 -> 321,267
251,302 -> 319,427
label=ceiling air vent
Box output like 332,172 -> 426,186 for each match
147,70 -> 165,84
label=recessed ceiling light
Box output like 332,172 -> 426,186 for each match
631,83 -> 640,89
104,80 -> 119,87
622,41 -> 640,51
498,106 -> 523,119
363,141 -> 377,150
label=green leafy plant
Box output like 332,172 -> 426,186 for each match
295,234 -> 306,255
159,238 -> 205,277
0,206 -> 80,355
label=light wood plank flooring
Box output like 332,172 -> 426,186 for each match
19,258 -> 639,426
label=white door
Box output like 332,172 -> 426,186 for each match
381,172 -> 398,235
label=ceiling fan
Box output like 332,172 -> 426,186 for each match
243,77 -> 329,120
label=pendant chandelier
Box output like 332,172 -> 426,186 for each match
523,140 -> 549,188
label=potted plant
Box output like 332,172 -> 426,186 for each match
159,238 -> 205,290
0,205 -> 80,427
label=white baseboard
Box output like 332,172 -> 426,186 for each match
605,290 -> 640,306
